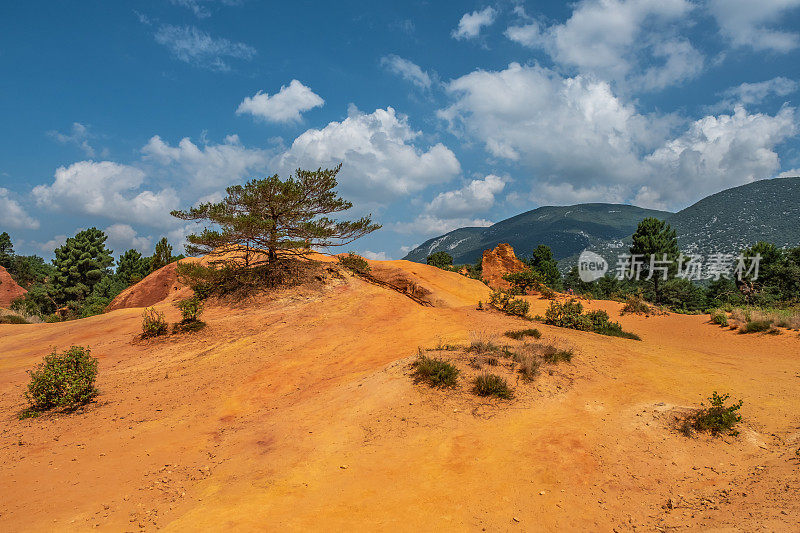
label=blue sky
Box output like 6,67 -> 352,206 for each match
1,0 -> 799,261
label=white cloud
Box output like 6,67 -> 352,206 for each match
105,223 -> 152,254
32,161 -> 179,227
713,77 -> 799,110
642,105 -> 797,208
439,62 -> 798,210
506,0 -> 701,91
236,80 -> 325,123
47,122 -> 103,157
273,105 -> 460,200
439,63 -> 667,183
380,55 -> 432,89
170,0 -> 242,19
425,174 -> 506,218
361,250 -> 388,260
36,234 -> 67,254
709,0 -> 800,52
142,134 -> 269,189
0,188 -> 40,229
393,214 -> 493,237
778,168 -> 800,177
154,25 -> 256,71
452,7 -> 497,40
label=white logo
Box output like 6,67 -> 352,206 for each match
578,250 -> 608,282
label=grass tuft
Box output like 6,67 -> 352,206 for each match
473,373 -> 513,399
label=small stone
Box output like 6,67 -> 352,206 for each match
539,490 -> 546,495
340,465 -> 348,469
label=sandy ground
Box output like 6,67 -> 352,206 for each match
1,260 -> 799,532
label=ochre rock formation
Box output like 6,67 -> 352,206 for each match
0,265 -> 26,308
481,243 -> 527,290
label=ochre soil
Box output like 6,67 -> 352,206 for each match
1,259 -> 798,531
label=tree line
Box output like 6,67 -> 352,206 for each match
2,230 -> 181,320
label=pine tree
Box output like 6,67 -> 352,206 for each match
150,238 -> 174,272
171,165 -> 380,268
529,244 -> 561,287
51,228 -> 113,306
0,232 -> 13,269
629,218 -> 679,302
426,251 -> 453,269
116,249 -> 151,284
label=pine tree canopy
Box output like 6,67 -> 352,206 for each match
171,165 -> 381,267
51,227 -> 113,306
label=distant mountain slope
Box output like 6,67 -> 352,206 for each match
403,204 -> 671,264
666,176 -> 800,254
403,177 -> 800,267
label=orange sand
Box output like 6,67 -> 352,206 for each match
1,259 -> 798,531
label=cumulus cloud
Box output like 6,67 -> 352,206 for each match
439,63 -> 667,183
452,7 -> 497,40
236,80 -> 325,123
142,134 -> 269,189
642,105 -> 797,208
273,105 -> 460,200
105,223 -> 152,254
47,122 -> 104,158
438,62 -> 798,210
709,0 -> 800,52
0,188 -> 40,229
393,214 -> 494,237
425,174 -> 506,218
361,250 -> 388,260
380,55 -> 432,89
154,25 -> 256,71
32,161 -> 179,227
713,77 -> 799,111
506,0 -> 702,91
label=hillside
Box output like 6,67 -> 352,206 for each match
1,257 -> 799,530
404,177 -> 800,268
667,176 -> 800,254
403,204 -> 671,264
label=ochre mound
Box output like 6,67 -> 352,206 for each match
105,261 -> 191,312
3,253 -> 797,530
0,265 -> 26,308
364,259 -> 491,308
481,243 -> 527,289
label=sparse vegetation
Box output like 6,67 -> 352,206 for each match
739,320 -> 773,334
411,353 -> 460,388
621,294 -> 651,315
540,345 -> 574,364
338,252 -> 371,274
504,328 -> 541,340
543,299 -> 640,340
0,314 -> 30,324
680,392 -> 743,437
710,309 -> 729,326
141,307 -> 168,338
515,353 -> 540,381
489,289 -> 530,317
174,295 -> 206,333
473,373 -> 513,399
21,346 -> 98,417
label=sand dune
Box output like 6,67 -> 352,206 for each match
1,258 -> 798,531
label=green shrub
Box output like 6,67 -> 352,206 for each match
176,295 -> 204,322
0,314 -> 29,324
539,286 -> 556,299
739,320 -> 772,334
621,294 -> 650,315
489,289 -> 530,317
338,252 -> 371,274
709,309 -> 729,327
504,328 -> 541,340
141,307 -> 168,338
473,373 -> 513,399
540,345 -> 573,364
23,346 -> 98,415
412,354 -> 459,388
681,392 -> 743,437
503,269 -> 542,294
544,299 -> 640,340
